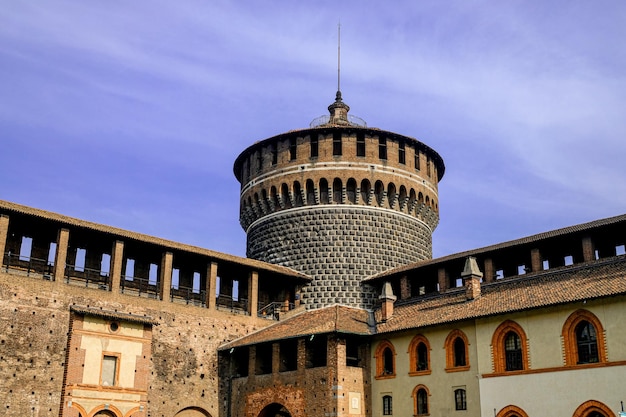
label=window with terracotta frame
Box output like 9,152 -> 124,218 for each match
491,320 -> 529,373
562,310 -> 607,366
572,400 -> 614,417
408,334 -> 431,376
375,340 -> 396,379
496,405 -> 529,417
444,329 -> 470,372
412,385 -> 430,416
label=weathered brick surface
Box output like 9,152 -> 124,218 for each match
247,206 -> 432,309
0,271 -> 271,417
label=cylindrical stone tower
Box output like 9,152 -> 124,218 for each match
233,92 -> 445,309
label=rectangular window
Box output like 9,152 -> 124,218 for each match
426,157 -> 431,177
271,143 -> 278,165
383,395 -> 393,415
378,137 -> 387,160
256,151 -> 262,172
415,149 -> 421,170
333,132 -> 342,156
289,138 -> 297,161
356,132 -> 365,157
454,389 -> 467,411
310,134 -> 319,158
398,142 -> 406,164
101,355 -> 118,386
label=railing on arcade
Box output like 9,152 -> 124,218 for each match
64,264 -> 110,290
170,285 -> 206,307
2,252 -> 53,279
257,301 -> 296,321
120,276 -> 159,299
215,294 -> 248,314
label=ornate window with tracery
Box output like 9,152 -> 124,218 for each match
412,385 -> 430,416
375,340 -> 396,379
491,320 -> 529,373
444,329 -> 470,372
408,334 -> 431,376
562,310 -> 607,366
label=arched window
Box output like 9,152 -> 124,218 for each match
270,186 -> 279,209
375,180 -> 385,206
504,332 -> 523,371
387,183 -> 396,209
319,179 -> 329,204
360,179 -> 371,205
306,179 -> 315,205
444,329 -> 470,372
293,181 -> 303,207
572,400 -> 614,417
398,185 -> 407,211
491,320 -> 529,373
454,388 -> 467,411
281,183 -> 292,209
562,310 -> 607,366
333,178 -> 343,204
454,338 -> 466,366
408,334 -> 431,375
496,405 -> 529,417
346,178 -> 357,204
412,385 -> 429,416
382,395 -> 392,416
375,340 -> 396,379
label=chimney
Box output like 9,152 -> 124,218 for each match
379,281 -> 397,321
461,256 -> 483,300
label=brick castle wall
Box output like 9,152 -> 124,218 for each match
0,271 -> 270,417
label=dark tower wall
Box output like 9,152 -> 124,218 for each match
234,96 -> 445,309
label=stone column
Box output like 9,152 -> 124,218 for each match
582,236 -> 595,262
399,275 -> 411,299
530,248 -> 542,272
53,228 -> 70,284
206,262 -> 218,310
483,258 -> 494,283
0,215 -> 8,267
159,252 -> 173,301
437,267 -> 447,293
110,241 -> 124,293
272,342 -> 280,374
247,270 -> 259,317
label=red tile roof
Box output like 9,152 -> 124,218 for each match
375,256 -> 626,334
219,304 -> 374,350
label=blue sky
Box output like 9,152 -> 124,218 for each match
1,1 -> 625,259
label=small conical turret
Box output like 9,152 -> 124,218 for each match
327,90 -> 351,125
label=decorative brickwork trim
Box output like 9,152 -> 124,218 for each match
491,320 -> 529,373
562,309 -> 607,366
444,329 -> 470,372
411,384 -> 431,416
496,404 -> 529,417
408,334 -> 432,376
572,399 -> 616,417
374,340 -> 396,379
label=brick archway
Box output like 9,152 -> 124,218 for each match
258,403 -> 293,417
572,400 -> 616,417
496,404 -> 529,417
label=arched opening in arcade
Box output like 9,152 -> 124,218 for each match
174,406 -> 212,417
258,402 -> 293,417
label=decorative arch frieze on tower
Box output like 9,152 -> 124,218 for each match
233,93 -> 445,309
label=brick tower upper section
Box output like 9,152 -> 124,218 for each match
233,93 -> 445,309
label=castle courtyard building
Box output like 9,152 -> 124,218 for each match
1,92 -> 625,417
